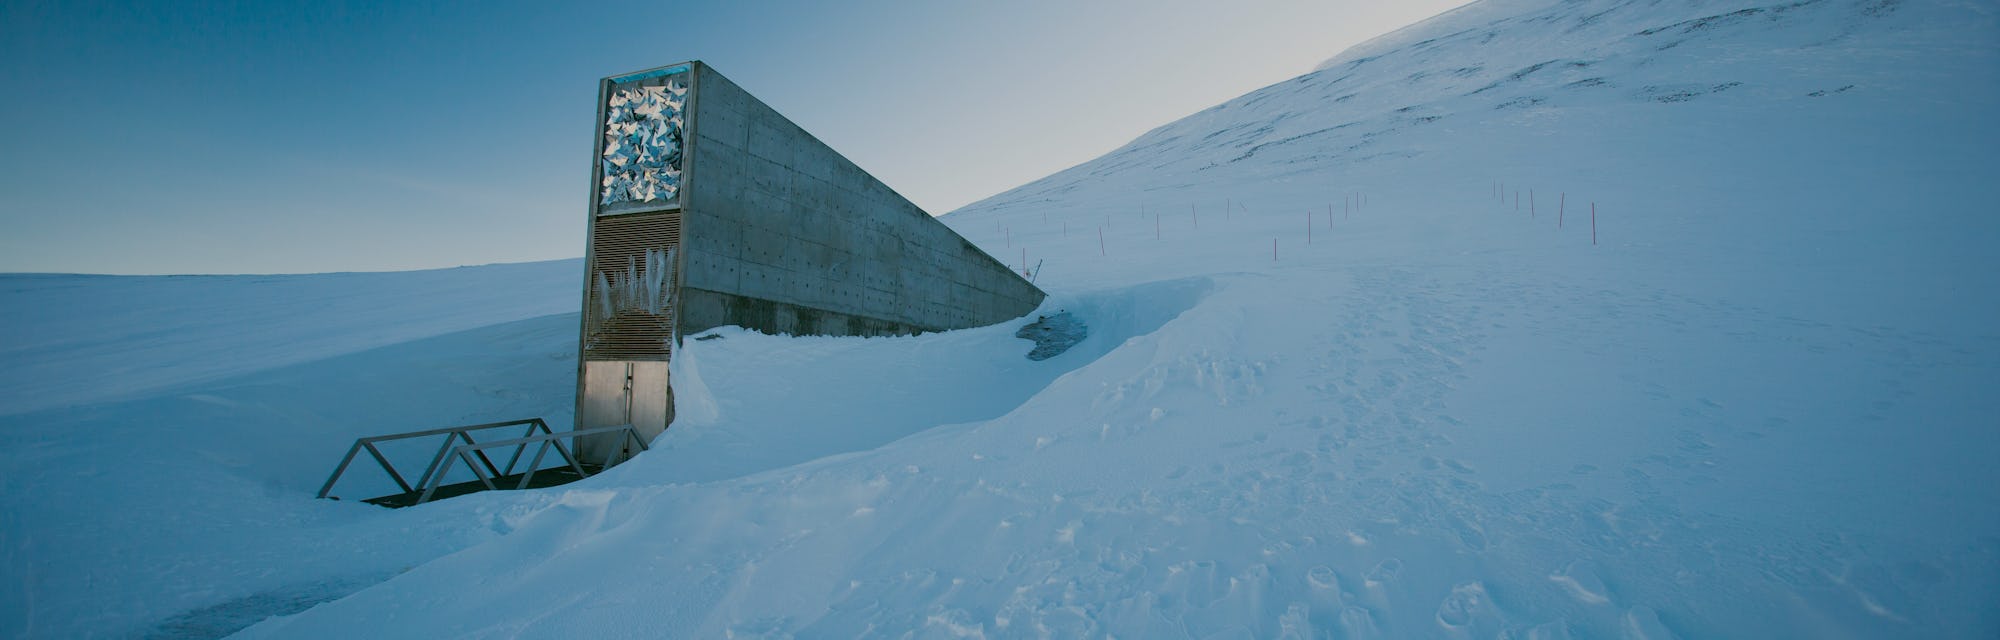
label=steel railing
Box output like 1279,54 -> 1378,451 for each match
317,418 -> 648,506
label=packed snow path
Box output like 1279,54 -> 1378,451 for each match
4,0 -> 1998,637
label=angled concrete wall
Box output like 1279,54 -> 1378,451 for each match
578,61 -> 1045,464
678,62 -> 1045,336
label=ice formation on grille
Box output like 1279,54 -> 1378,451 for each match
600,80 -> 687,205
585,247 -> 678,354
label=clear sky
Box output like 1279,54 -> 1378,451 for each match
0,0 -> 1467,275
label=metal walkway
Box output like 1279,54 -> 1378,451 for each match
317,418 -> 648,507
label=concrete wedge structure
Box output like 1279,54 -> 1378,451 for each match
575,61 -> 1046,462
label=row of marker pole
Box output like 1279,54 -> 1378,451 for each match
999,190 -> 1372,275
1284,191 -> 1364,260
1001,179 -> 1602,277
1494,181 -> 1596,245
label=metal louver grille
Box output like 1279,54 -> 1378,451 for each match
584,211 -> 681,361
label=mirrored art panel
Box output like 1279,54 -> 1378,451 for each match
599,78 -> 688,208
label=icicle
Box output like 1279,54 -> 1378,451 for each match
594,271 -> 613,325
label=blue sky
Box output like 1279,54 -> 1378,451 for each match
0,0 -> 1466,275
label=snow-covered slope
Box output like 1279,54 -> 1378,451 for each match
0,260 -> 581,416
0,262 -> 584,637
6,0 -> 1998,637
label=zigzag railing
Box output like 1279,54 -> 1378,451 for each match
317,418 -> 648,506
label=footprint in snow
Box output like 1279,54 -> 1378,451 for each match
1436,581 -> 1488,628
1450,516 -> 1490,551
1620,606 -> 1679,640
1307,565 -> 1340,590
1550,559 -> 1612,605
1364,558 -> 1402,587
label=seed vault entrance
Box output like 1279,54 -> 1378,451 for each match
576,61 -> 1047,465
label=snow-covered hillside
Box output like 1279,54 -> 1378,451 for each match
6,0 -> 1999,637
0,262 -> 585,637
0,260 -> 581,416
